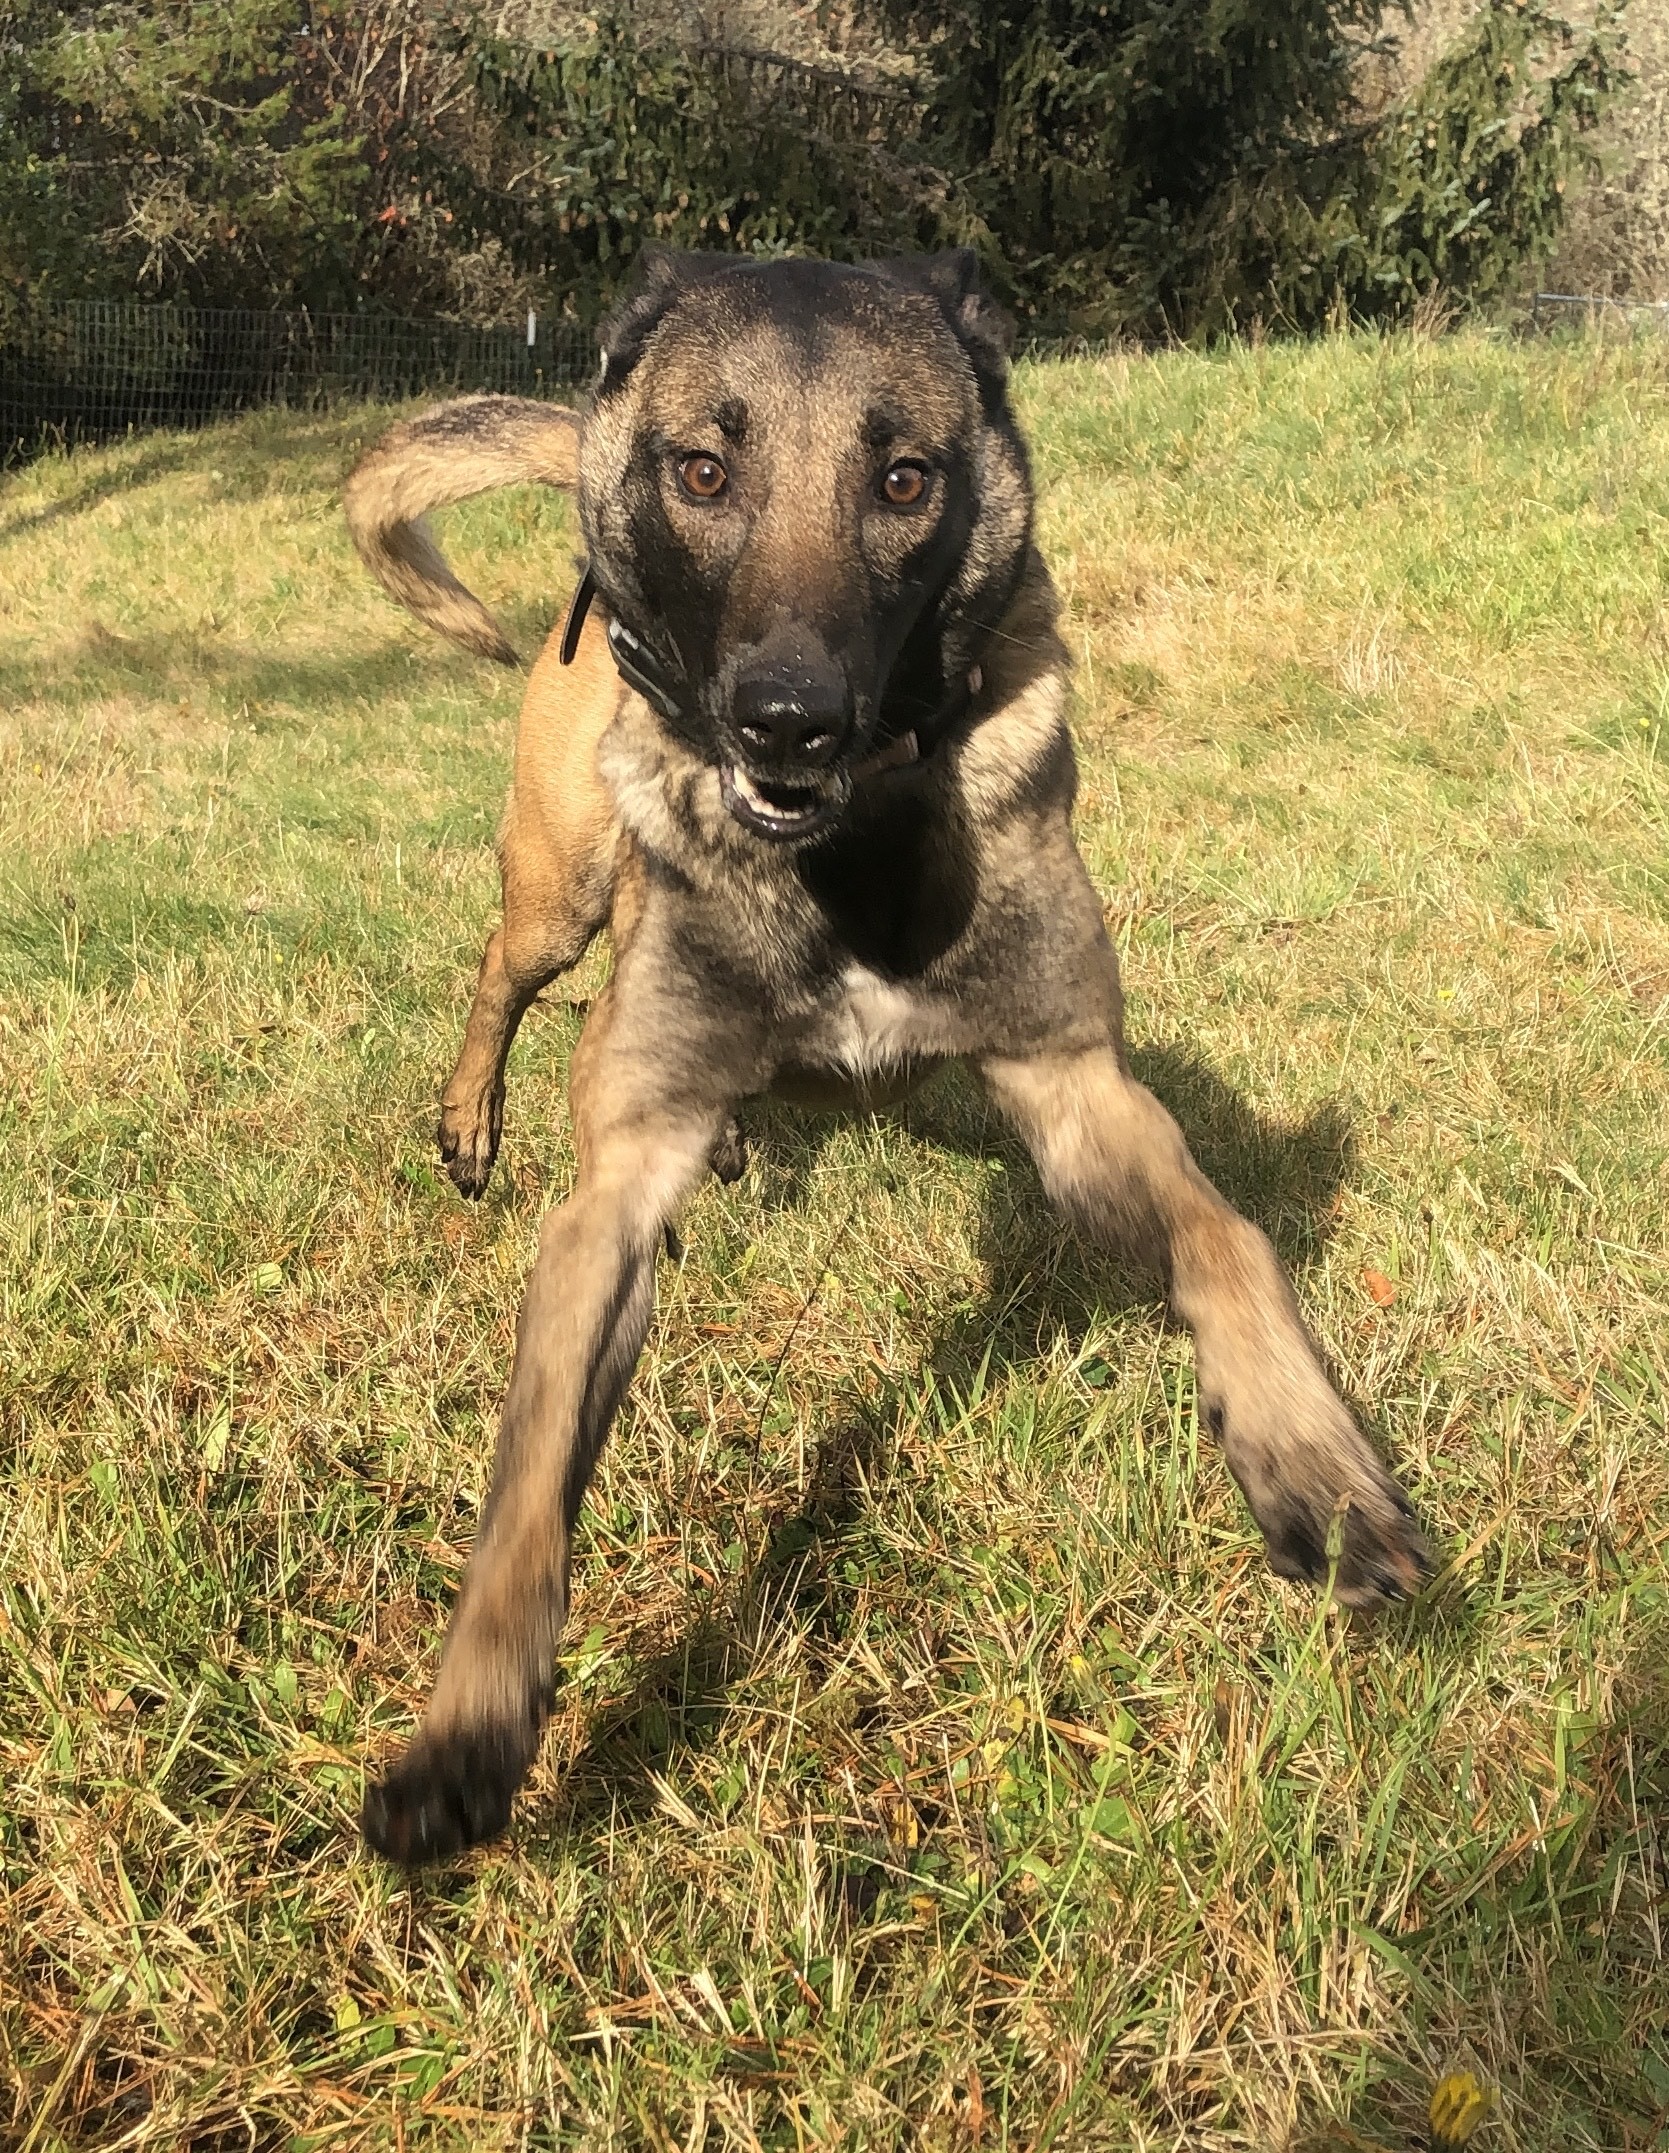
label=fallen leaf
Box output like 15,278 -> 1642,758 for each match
1362,1265 -> 1397,1307
880,1793 -> 920,1849
1429,2069 -> 1494,2149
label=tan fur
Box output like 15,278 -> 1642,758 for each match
343,395 -> 581,665
424,975 -> 728,1750
437,605 -> 625,1194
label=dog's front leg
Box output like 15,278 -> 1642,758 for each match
365,1011 -> 733,1863
981,1047 -> 1430,1607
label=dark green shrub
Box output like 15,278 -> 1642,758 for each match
441,0 -> 1626,335
0,0 -> 1629,337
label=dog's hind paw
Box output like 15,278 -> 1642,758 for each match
438,1088 -> 503,1201
710,1114 -> 748,1185
361,1728 -> 525,1865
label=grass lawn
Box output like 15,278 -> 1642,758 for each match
2,328 -> 1667,2152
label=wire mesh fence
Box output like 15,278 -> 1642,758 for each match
10,286 -> 1667,463
0,293 -> 1130,463
1529,291 -> 1669,332
1,299 -> 598,461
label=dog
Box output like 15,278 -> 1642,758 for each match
343,248 -> 1430,1863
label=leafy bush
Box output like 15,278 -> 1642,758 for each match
442,0 -> 1626,334
0,0 -> 1629,336
443,24 -> 932,322
0,0 -> 464,315
1241,0 -> 1629,330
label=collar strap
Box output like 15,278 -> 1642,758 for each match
557,562 -> 596,664
827,660 -> 983,787
560,564 -> 686,725
605,614 -> 685,725
873,661 -> 982,772
850,728 -> 920,783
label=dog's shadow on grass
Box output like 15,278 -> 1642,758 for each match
0,608 -> 558,717
0,431 -> 202,541
516,1417 -> 887,1861
496,1054 -> 1659,2145
511,1043 -> 1363,1854
1,420 -> 333,543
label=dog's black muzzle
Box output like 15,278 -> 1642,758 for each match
717,652 -> 858,841
561,565 -> 916,844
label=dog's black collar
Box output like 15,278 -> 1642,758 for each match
850,664 -> 982,783
560,564 -> 687,726
557,561 -> 596,665
559,562 -> 983,782
874,660 -> 981,765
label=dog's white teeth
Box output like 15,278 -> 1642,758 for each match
729,766 -> 818,826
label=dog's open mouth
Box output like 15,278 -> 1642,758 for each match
721,763 -> 850,841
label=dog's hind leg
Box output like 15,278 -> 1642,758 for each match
439,617 -> 622,1199
370,988 -> 746,1862
980,1047 -> 1430,1609
438,857 -> 609,1199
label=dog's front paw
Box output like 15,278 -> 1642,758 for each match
1259,1457 -> 1430,1610
361,1726 -> 526,1864
1203,1365 -> 1431,1610
438,1086 -> 503,1201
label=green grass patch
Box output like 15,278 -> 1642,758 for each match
2,332 -> 1667,2149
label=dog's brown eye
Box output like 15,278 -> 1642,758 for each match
881,461 -> 928,507
679,453 -> 728,500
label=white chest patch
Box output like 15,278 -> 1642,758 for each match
819,965 -> 935,1081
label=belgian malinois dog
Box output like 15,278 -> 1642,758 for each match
344,250 -> 1429,1863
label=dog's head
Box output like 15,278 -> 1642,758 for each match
577,250 -> 1033,843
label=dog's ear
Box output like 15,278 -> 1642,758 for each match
596,249 -> 726,395
887,248 -> 1015,380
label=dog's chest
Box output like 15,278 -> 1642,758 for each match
804,962 -> 947,1080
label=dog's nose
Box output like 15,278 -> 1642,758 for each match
732,675 -> 850,770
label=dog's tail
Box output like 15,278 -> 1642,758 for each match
343,395 -> 582,666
